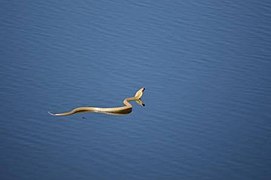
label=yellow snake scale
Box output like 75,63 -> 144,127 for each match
49,87 -> 145,116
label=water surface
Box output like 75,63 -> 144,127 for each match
1,1 -> 271,179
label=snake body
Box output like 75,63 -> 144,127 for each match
49,87 -> 145,116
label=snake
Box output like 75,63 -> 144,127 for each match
49,87 -> 145,116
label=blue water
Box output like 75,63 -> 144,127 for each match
1,1 -> 271,179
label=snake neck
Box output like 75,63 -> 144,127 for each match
123,97 -> 137,107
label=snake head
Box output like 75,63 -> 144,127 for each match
134,87 -> 145,99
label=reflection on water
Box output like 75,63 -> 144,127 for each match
1,0 -> 271,180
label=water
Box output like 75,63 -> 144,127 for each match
1,1 -> 271,179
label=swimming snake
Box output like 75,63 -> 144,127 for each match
49,87 -> 145,116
